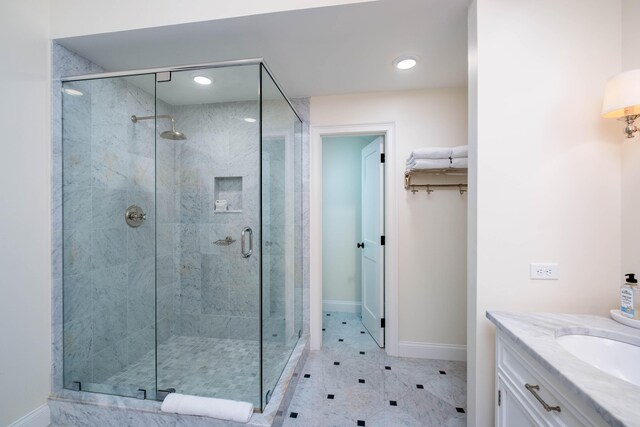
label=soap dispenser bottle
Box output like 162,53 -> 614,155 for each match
621,273 -> 640,319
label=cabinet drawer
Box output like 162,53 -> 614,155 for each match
497,335 -> 607,427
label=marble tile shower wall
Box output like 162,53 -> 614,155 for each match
262,98 -> 305,343
61,76 -> 179,388
52,43 -> 101,392
264,139 -> 287,318
287,98 -> 309,336
167,101 -> 262,342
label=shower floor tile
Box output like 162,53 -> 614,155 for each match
103,335 -> 293,407
282,312 -> 467,427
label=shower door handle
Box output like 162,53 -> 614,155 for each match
241,227 -> 253,258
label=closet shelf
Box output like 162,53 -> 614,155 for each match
404,168 -> 468,194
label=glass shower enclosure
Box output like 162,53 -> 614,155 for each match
61,62 -> 303,409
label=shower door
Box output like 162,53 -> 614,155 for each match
154,65 -> 262,407
61,74 -> 158,399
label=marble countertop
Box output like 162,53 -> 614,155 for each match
487,311 -> 640,427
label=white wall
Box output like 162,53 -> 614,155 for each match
621,0 -> 640,280
468,1 -> 622,425
312,88 -> 468,346
50,0 -> 378,39
322,136 -> 374,307
466,2 -> 479,424
0,1 -> 51,425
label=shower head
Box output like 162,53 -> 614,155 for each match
131,114 -> 187,140
161,129 -> 186,140
160,120 -> 187,140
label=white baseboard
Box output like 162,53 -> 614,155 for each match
9,404 -> 50,427
322,299 -> 362,314
398,341 -> 467,362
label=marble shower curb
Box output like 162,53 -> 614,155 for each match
49,335 -> 309,427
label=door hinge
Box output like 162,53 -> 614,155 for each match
156,71 -> 172,82
381,318 -> 385,328
380,153 -> 385,163
498,389 -> 501,407
381,236 -> 385,245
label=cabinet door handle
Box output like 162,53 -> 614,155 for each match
525,384 -> 561,413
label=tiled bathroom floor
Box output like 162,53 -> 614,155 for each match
104,335 -> 294,406
283,312 -> 467,427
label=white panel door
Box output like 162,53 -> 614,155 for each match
360,137 -> 384,347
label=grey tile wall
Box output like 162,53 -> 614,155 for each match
61,74 -> 161,394
163,100 -> 262,347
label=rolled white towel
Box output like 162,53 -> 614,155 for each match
407,147 -> 452,163
160,393 -> 254,423
407,158 -> 451,171
451,145 -> 468,158
451,157 -> 468,169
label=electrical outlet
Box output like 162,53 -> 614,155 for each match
530,263 -> 559,280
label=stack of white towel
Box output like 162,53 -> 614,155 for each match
406,145 -> 468,172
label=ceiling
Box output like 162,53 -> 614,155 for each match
57,0 -> 468,99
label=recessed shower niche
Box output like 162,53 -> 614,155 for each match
59,61 -> 304,411
214,176 -> 243,213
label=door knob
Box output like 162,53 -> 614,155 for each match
357,242 -> 365,249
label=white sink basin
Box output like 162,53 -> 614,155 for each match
557,334 -> 640,387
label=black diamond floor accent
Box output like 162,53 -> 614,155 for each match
327,394 -> 334,399
456,407 -> 465,413
358,379 -> 365,384
439,370 -> 446,375
390,401 -> 397,406
416,384 -> 424,389
357,421 -> 365,426
290,412 -> 298,418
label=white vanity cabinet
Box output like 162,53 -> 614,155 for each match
495,333 -> 609,427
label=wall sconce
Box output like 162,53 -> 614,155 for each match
602,69 -> 640,138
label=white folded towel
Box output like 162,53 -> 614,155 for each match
451,145 -> 468,158
451,157 -> 468,169
407,147 -> 452,163
160,393 -> 253,423
407,158 -> 451,171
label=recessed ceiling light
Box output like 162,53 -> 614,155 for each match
193,76 -> 212,85
244,117 -> 257,123
393,56 -> 418,70
62,88 -> 83,96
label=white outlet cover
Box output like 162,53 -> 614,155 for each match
530,263 -> 559,280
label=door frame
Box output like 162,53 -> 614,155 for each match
310,122 -> 398,356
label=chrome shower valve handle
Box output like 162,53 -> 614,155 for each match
125,205 -> 147,228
